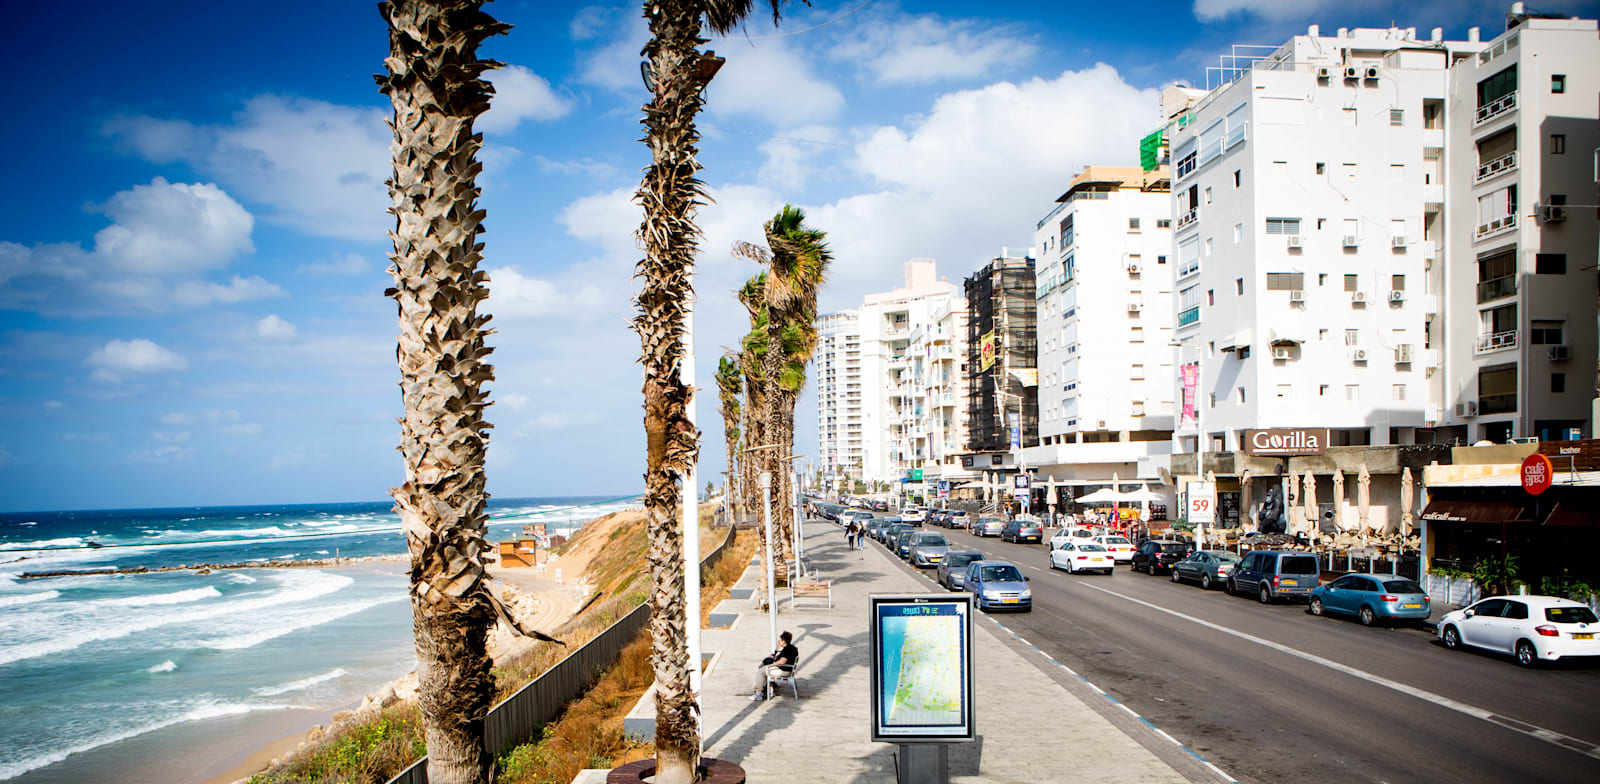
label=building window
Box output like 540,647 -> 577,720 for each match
1552,74 -> 1566,93
1131,327 -> 1144,343
1536,253 -> 1567,274
1265,217 -> 1301,234
1478,65 -> 1517,107
1235,278 -> 1244,295
1389,108 -> 1404,126
1233,170 -> 1241,187
1207,290 -> 1215,306
1478,363 -> 1516,414
1204,187 -> 1213,204
1208,393 -> 1216,408
1343,163 -> 1358,180
1344,274 -> 1359,292
1266,272 -> 1304,290
1277,384 -> 1291,398
1129,217 -> 1141,231
1158,255 -> 1167,264
1319,384 -> 1329,396
1393,384 -> 1407,401
1233,223 -> 1242,242
1392,274 -> 1405,291
1315,162 -> 1326,175
1552,373 -> 1566,393
1157,219 -> 1171,228
1237,387 -> 1246,404
1204,238 -> 1213,256
1345,384 -> 1359,401
1131,364 -> 1145,380
1551,134 -> 1565,155
1530,320 -> 1564,345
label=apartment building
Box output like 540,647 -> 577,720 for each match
1439,10 -> 1599,443
961,253 -> 1038,476
814,310 -> 862,492
1027,166 -> 1177,507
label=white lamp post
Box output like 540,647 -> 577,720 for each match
760,470 -> 777,650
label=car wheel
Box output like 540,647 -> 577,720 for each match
1441,625 -> 1461,650
1200,574 -> 1213,590
1259,585 -> 1272,604
1309,597 -> 1325,616
1358,606 -> 1376,626
1515,640 -> 1538,667
1226,579 -> 1237,596
1170,569 -> 1181,583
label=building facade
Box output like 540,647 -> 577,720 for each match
814,310 -> 862,493
962,253 -> 1038,475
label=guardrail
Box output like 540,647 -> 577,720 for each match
386,524 -> 738,784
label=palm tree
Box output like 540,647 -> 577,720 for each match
736,273 -> 768,527
634,3 -> 795,782
377,3 -> 551,783
715,354 -> 743,519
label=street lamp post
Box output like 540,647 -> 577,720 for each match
997,388 -> 1029,516
760,470 -> 777,651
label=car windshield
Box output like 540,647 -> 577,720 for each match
946,553 -> 980,566
1160,543 -> 1190,554
1077,543 -> 1106,552
1282,556 -> 1318,574
916,534 -> 947,545
1102,536 -> 1130,544
1382,579 -> 1423,593
1212,552 -> 1241,564
1546,606 -> 1599,624
979,565 -> 1023,582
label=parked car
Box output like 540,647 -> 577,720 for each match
873,518 -> 903,541
900,507 -> 926,525
1049,527 -> 1096,549
908,532 -> 952,568
1090,534 -> 1135,563
894,529 -> 920,559
871,500 -> 889,512
964,560 -> 1031,612
1131,540 -> 1194,575
1439,595 -> 1600,666
1049,540 -> 1114,574
1310,573 -> 1430,626
1001,517 -> 1044,544
925,509 -> 948,527
1169,550 -> 1241,590
948,512 -> 971,530
884,523 -> 913,547
937,550 -> 984,590
1228,549 -> 1320,603
973,517 -> 1005,537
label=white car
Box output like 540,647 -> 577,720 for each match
1438,595 -> 1600,667
1048,527 -> 1099,550
1090,534 -> 1135,563
1049,541 -> 1114,575
900,507 -> 927,523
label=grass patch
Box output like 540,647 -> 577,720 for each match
247,706 -> 426,784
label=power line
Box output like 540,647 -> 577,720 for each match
709,0 -> 878,42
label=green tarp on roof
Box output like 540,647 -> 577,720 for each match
1139,128 -> 1165,171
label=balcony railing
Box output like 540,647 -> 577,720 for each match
1475,91 -> 1517,126
1475,150 -> 1517,183
1176,209 -> 1198,229
1178,306 -> 1201,327
1476,275 -> 1516,303
1475,213 -> 1517,240
1475,330 -> 1518,353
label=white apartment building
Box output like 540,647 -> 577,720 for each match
852,259 -> 971,494
1026,166 -> 1177,503
1167,24 -> 1483,453
1439,11 -> 1599,443
814,311 -> 862,492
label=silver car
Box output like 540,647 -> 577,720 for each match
908,532 -> 951,568
937,551 -> 984,589
973,517 -> 1005,537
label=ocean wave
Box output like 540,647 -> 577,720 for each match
0,590 -> 59,607
0,700 -> 296,781
254,667 -> 348,696
100,586 -> 221,607
225,574 -> 257,585
146,660 -> 176,673
193,596 -> 403,651
0,571 -> 354,668
273,553 -> 299,560
0,537 -> 85,551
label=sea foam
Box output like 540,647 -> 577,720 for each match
0,590 -> 59,607
146,660 -> 177,673
194,596 -> 403,651
254,667 -> 348,696
101,586 -> 221,607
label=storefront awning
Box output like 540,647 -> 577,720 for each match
1418,499 -> 1529,524
1544,502 -> 1600,527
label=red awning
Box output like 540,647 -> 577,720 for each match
1544,502 -> 1600,527
1418,500 -> 1529,524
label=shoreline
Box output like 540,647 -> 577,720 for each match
17,553 -> 408,580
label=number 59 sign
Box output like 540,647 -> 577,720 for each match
1186,481 -> 1216,523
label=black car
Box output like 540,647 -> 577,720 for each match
874,518 -> 903,542
1131,539 -> 1194,574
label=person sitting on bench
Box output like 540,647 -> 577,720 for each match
750,630 -> 798,701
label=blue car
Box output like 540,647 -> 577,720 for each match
1309,573 -> 1430,626
964,560 -> 1031,612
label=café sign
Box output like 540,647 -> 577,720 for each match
1243,428 -> 1329,457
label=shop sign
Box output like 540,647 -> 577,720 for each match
1243,428 -> 1329,456
1186,481 -> 1215,523
1521,453 -> 1553,496
1537,439 -> 1600,471
1012,473 -> 1031,500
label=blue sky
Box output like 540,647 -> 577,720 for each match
1,0 -> 1592,512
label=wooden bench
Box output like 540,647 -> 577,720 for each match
790,580 -> 832,609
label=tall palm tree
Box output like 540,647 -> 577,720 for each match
715,354 -> 743,519
376,2 -> 551,782
634,3 -> 795,781
736,273 -> 768,526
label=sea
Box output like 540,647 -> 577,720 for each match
0,494 -> 640,784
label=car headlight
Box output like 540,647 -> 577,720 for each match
982,589 -> 1000,599
1021,589 -> 1032,599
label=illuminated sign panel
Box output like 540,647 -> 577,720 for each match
869,594 -> 975,743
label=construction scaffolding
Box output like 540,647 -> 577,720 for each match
964,255 -> 1038,453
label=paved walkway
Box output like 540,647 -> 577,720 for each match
695,516 -> 1225,783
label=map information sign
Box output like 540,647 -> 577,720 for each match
870,594 -> 974,743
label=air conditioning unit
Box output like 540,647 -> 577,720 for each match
1286,235 -> 1303,248
1343,235 -> 1360,247
1351,291 -> 1367,304
1549,345 -> 1571,361
1128,302 -> 1143,313
1391,236 -> 1407,247
1316,66 -> 1333,79
1272,346 -> 1293,360
1351,348 -> 1368,362
1540,204 -> 1568,222
1455,401 -> 1478,417
1364,66 -> 1380,79
1127,261 -> 1142,273
1389,290 -> 1405,302
1344,66 -> 1360,80
1396,344 -> 1413,363
1289,289 -> 1306,303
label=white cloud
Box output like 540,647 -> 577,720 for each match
483,266 -> 610,320
160,412 -> 195,425
173,275 -> 285,307
129,444 -> 194,464
152,429 -> 192,443
531,155 -> 620,179
91,177 -> 255,275
85,339 -> 187,383
830,11 -> 1038,84
756,125 -> 841,191
44,400 -> 63,411
570,6 -> 618,40
480,66 -> 574,133
221,423 -> 262,437
576,13 -> 647,91
255,314 -> 297,340
297,253 -> 370,276
707,42 -> 845,125
501,392 -> 530,411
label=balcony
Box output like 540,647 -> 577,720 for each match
1475,91 -> 1516,126
1475,213 -> 1517,240
1475,150 -> 1517,183
1178,306 -> 1201,327
1476,275 -> 1516,303
1475,330 -> 1518,353
1176,209 -> 1198,230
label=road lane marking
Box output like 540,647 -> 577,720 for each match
1077,582 -> 1600,761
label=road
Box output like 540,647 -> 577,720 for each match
868,515 -> 1600,784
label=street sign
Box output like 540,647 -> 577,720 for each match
1186,480 -> 1215,523
1012,474 -> 1030,500
869,594 -> 975,743
1521,453 -> 1554,495
937,480 -> 950,498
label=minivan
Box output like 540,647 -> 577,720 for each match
1229,549 -> 1320,603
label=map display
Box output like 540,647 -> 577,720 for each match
870,595 -> 973,741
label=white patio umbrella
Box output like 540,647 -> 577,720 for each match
1288,470 -> 1302,535
1076,487 -> 1121,504
1303,471 -> 1317,539
1240,468 -> 1253,533
1332,469 -> 1346,532
1357,463 -> 1372,538
1400,467 -> 1415,539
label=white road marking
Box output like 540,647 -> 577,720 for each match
1078,582 -> 1600,760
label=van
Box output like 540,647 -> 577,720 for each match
1229,550 -> 1320,603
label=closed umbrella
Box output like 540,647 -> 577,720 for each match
1400,467 -> 1415,539
1332,469 -> 1346,533
1357,464 -> 1372,537
1303,471 -> 1317,540
1288,470 -> 1302,536
1240,468 -> 1253,533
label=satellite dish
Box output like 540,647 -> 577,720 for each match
1472,440 -> 1494,447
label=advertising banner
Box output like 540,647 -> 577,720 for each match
1186,480 -> 1215,524
1012,473 -> 1031,500
1180,363 -> 1198,427
937,480 -> 950,498
1009,425 -> 1021,452
870,594 -> 975,743
979,331 -> 997,371
1243,428 -> 1329,456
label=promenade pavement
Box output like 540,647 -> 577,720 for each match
693,515 -> 1228,784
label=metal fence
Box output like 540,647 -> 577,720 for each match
386,525 -> 738,784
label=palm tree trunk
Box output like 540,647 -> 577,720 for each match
636,1 -> 712,780
377,3 -> 508,783
762,310 -> 792,566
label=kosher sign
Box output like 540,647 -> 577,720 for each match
1243,428 -> 1329,456
870,594 -> 975,743
1521,453 -> 1554,495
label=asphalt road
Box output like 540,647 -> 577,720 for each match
863,515 -> 1600,784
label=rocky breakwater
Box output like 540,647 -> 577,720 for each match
19,552 -> 409,580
